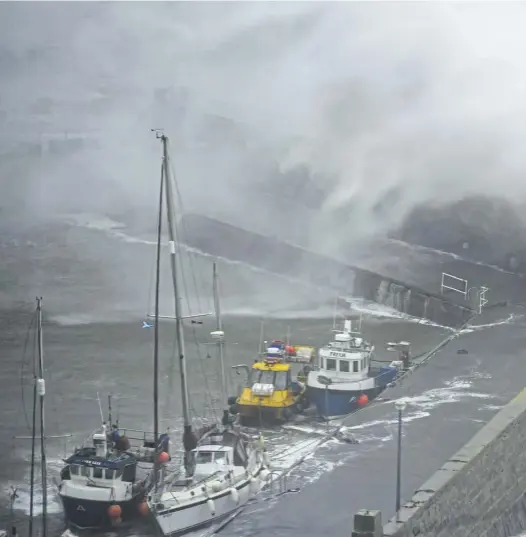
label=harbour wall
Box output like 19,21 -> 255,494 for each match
353,388 -> 526,537
179,213 -> 475,328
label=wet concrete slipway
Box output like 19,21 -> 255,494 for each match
0,214 -> 525,537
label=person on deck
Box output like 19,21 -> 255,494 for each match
109,424 -> 119,448
158,431 -> 170,458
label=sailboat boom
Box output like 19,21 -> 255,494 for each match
147,313 -> 212,320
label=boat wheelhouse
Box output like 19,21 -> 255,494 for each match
58,423 -> 160,529
229,350 -> 309,424
306,320 -> 399,417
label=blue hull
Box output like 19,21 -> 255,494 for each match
307,368 -> 398,417
306,385 -> 381,416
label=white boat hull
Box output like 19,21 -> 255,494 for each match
152,471 -> 262,536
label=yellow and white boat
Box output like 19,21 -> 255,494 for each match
229,343 -> 310,424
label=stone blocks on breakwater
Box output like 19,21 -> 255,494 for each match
367,387 -> 526,537
179,213 -> 475,328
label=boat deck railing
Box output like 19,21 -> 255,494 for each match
117,427 -> 157,447
75,426 -> 165,465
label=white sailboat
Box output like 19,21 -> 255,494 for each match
146,131 -> 270,536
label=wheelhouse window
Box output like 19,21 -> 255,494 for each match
339,360 -> 350,373
93,468 -> 103,479
213,451 -> 227,464
195,451 -> 214,465
274,371 -> 288,390
105,469 -> 115,480
81,466 -> 91,478
254,370 -> 288,389
70,465 -> 80,476
353,361 -> 359,372
122,464 -> 136,483
326,359 -> 337,371
256,370 -> 274,385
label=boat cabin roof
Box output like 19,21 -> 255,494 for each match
193,445 -> 233,453
65,448 -> 135,469
252,361 -> 290,372
327,337 -> 369,350
334,333 -> 351,342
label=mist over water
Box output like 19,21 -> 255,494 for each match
3,2 -> 526,272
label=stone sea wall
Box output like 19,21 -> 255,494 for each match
179,213 -> 475,328
352,388 -> 526,537
379,388 -> 526,537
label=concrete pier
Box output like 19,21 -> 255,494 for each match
353,386 -> 526,537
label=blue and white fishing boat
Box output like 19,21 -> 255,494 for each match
306,320 -> 399,417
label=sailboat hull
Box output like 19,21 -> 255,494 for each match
151,474 -> 258,536
60,493 -> 145,530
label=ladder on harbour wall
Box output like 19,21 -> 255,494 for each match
440,272 -> 489,315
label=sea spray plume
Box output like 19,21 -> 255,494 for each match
277,2 -> 526,252
3,3 -> 526,253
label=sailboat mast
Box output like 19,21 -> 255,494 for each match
28,306 -> 38,537
36,297 -> 47,537
160,134 -> 192,437
153,159 -> 164,491
212,262 -> 228,405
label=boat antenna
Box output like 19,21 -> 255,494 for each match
154,129 -> 196,472
108,395 -> 112,427
36,297 -> 48,537
258,320 -> 265,355
212,262 -> 228,414
152,147 -> 164,491
96,392 -> 104,424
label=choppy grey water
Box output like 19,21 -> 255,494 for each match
1,214 -> 524,537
